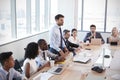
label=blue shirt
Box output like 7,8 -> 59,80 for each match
0,67 -> 24,80
49,24 -> 66,52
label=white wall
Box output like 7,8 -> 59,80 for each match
0,31 -> 49,60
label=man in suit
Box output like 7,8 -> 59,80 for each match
63,29 -> 80,56
84,24 -> 105,44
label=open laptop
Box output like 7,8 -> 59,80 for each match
91,38 -> 102,45
73,56 -> 91,64
47,64 -> 66,75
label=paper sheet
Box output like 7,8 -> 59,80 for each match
111,74 -> 120,80
40,72 -> 54,80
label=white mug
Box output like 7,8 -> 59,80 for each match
50,60 -> 55,67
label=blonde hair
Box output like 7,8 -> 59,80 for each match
111,27 -> 119,36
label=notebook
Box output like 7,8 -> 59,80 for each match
91,38 -> 102,45
73,56 -> 91,64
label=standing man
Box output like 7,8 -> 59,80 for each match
84,24 -> 105,44
49,14 -> 68,58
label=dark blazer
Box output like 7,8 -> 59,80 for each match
63,39 -> 79,52
84,32 -> 105,43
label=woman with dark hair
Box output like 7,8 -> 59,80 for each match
23,42 -> 39,78
69,28 -> 80,45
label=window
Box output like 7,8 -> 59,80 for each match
83,0 -> 105,31
0,0 -> 51,45
50,0 -> 58,26
106,0 -> 120,32
31,0 -> 36,33
78,0 -> 82,30
0,0 -> 11,41
40,0 -> 45,31
16,0 -> 27,38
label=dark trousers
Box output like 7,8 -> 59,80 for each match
49,47 -> 65,56
49,47 -> 60,56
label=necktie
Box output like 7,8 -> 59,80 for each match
59,28 -> 63,48
6,72 -> 9,80
43,52 -> 46,60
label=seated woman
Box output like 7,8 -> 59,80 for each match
69,28 -> 81,45
108,27 -> 120,43
23,42 -> 49,78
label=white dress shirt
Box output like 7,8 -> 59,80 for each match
0,67 -> 24,80
69,36 -> 80,45
35,50 -> 57,66
49,24 -> 66,52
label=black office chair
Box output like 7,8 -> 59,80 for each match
14,59 -> 23,73
106,37 -> 109,43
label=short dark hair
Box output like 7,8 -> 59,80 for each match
71,28 -> 77,33
55,14 -> 64,20
63,29 -> 70,35
0,52 -> 13,66
24,42 -> 38,59
90,24 -> 96,28
71,28 -> 77,36
38,39 -> 46,47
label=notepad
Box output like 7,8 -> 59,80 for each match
32,72 -> 54,80
73,56 -> 91,64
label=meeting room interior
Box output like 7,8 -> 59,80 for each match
0,0 -> 120,80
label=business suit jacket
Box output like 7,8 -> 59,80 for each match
84,32 -> 105,43
63,39 -> 79,52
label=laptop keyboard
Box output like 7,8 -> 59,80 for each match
54,68 -> 62,73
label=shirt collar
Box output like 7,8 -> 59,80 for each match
0,67 -> 9,75
55,24 -> 61,28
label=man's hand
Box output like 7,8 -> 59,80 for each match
59,50 -> 66,58
64,47 -> 69,53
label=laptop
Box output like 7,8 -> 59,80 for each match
91,38 -> 102,45
48,64 -> 66,75
73,56 -> 91,64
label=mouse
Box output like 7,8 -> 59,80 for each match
104,55 -> 110,58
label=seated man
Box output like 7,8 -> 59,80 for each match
35,39 -> 65,67
84,24 -> 105,44
63,29 -> 80,56
0,52 -> 25,80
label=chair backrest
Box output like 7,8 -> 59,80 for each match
14,59 -> 23,73
106,37 -> 109,43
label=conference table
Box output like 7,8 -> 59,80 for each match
29,44 -> 120,80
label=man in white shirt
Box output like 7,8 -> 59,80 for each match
35,39 -> 65,67
0,52 -> 25,80
49,14 -> 69,58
